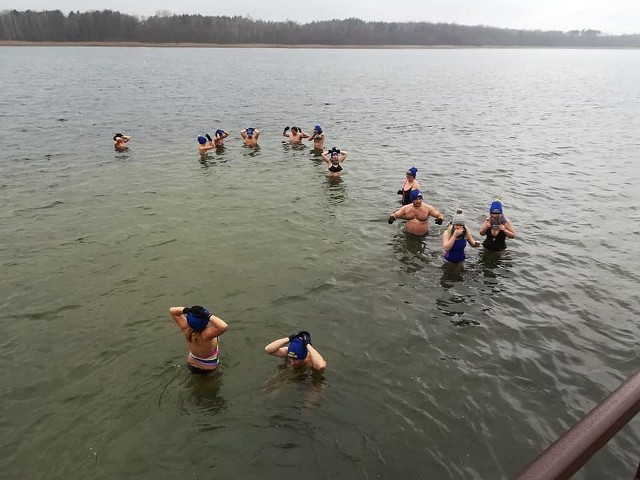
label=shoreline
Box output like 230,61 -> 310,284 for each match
0,41 -> 638,49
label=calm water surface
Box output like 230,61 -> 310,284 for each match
1,47 -> 640,479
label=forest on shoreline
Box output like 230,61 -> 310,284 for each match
1,9 -> 639,47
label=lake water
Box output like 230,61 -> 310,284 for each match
1,46 -> 640,479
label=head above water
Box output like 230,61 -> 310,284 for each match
186,305 -> 211,332
452,208 -> 465,226
410,190 -> 423,202
197,135 -> 207,145
246,127 -> 255,137
215,129 -> 224,138
113,133 -> 123,141
314,124 -> 322,134
490,200 -> 503,214
406,167 -> 418,178
329,147 -> 340,156
291,126 -> 299,133
287,338 -> 308,360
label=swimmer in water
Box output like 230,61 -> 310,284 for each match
113,133 -> 131,151
213,129 -> 229,148
197,133 -> 215,157
479,200 -> 516,252
241,127 -> 260,147
321,147 -> 348,176
264,330 -> 327,372
169,305 -> 229,375
307,125 -> 325,151
282,126 -> 310,144
388,190 -> 444,237
397,167 -> 422,205
442,209 -> 481,264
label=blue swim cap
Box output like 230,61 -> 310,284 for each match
246,128 -> 255,135
490,200 -> 503,214
314,124 -> 322,133
410,190 -> 423,202
407,167 -> 418,178
186,306 -> 211,332
287,338 -> 308,360
215,129 -> 224,138
197,135 -> 207,145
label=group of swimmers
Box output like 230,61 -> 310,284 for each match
113,130 -> 516,377
169,305 -> 327,375
113,124 -> 350,176
389,166 -> 517,265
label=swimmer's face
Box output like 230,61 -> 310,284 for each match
490,213 -> 501,223
288,357 -> 305,368
412,198 -> 423,206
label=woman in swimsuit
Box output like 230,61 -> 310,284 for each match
479,200 -> 516,252
169,305 -> 229,374
113,133 -> 132,151
442,209 -> 481,264
321,147 -> 348,176
397,167 -> 421,205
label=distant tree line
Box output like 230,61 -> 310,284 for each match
1,9 -> 639,47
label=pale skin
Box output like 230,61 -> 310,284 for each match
283,127 -> 309,144
390,198 -> 444,236
264,337 -> 327,372
399,174 -> 421,202
307,130 -> 325,150
479,213 -> 517,238
199,138 -> 215,157
240,128 -> 260,147
114,135 -> 131,151
321,150 -> 348,176
443,224 -> 481,252
214,130 -> 229,148
169,306 -> 229,371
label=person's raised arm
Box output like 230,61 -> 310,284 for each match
479,217 -> 491,236
388,205 -> 408,223
169,306 -> 188,331
300,130 -> 310,139
307,345 -> 327,372
339,151 -> 348,164
504,220 -> 516,238
320,152 -> 331,166
202,314 -> 229,340
282,126 -> 290,137
465,229 -> 481,247
442,227 -> 457,251
264,337 -> 290,358
240,129 -> 247,139
254,130 -> 260,140
429,206 -> 445,224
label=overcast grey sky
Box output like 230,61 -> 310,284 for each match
2,0 -> 639,35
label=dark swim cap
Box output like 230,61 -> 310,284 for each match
246,128 -> 255,135
113,133 -> 123,141
215,129 -> 224,138
197,135 -> 207,145
407,167 -> 418,178
490,200 -> 503,214
186,306 -> 211,332
410,190 -> 423,202
314,124 -> 322,133
287,338 -> 308,360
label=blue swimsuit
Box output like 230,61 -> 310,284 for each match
444,237 -> 467,263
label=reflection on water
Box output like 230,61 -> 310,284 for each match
186,369 -> 227,415
262,363 -> 326,409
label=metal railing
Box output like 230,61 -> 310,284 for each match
513,369 -> 640,479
